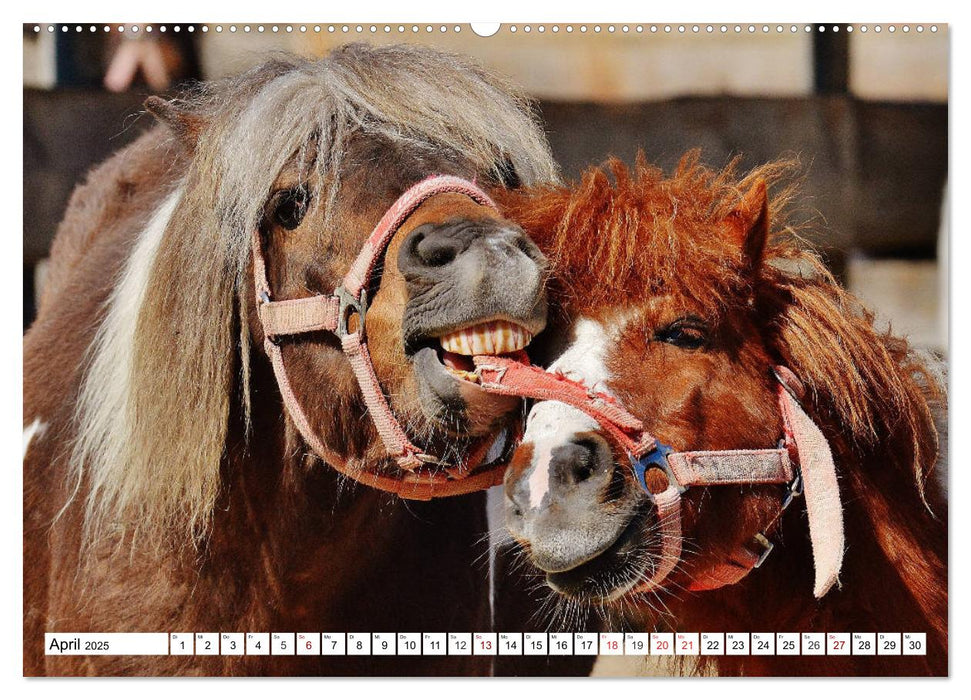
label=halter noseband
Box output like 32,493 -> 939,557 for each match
472,356 -> 845,599
252,175 -> 513,500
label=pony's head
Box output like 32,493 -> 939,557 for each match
245,135 -> 548,453
71,45 -> 555,547
495,154 -> 940,605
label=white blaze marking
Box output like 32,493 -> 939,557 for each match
522,317 -> 615,510
23,417 -> 47,459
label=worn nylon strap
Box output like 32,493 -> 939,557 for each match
678,393 -> 797,591
633,485 -> 683,593
340,331 -> 425,470
689,547 -> 762,590
472,355 -> 654,457
472,354 -> 782,595
264,337 -> 504,499
263,338 -> 346,472
779,387 -> 844,598
684,367 -> 810,592
667,449 -> 794,487
259,296 -> 340,338
637,419 -> 792,594
472,355 -> 797,488
335,176 -> 498,472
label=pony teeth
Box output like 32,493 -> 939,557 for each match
439,321 -> 532,356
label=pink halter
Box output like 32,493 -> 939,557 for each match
251,175 -> 513,500
472,355 -> 845,598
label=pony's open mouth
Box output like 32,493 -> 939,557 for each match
436,319 -> 534,382
543,506 -> 654,603
409,318 -> 536,435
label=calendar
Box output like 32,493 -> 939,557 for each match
22,16 -> 949,680
44,632 -> 928,657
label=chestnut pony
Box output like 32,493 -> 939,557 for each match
496,154 -> 946,676
24,45 -> 563,675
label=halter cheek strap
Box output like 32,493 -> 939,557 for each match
251,175 -> 512,499
472,355 -> 845,598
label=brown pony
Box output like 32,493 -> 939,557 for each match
23,45 -> 568,676
495,154 -> 947,676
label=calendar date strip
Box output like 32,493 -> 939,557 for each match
45,632 -> 927,657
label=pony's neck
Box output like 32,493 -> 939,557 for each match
229,345 -> 377,516
208,354 -> 375,613
205,352 -> 493,632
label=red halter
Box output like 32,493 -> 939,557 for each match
251,175 -> 514,500
471,356 -> 845,598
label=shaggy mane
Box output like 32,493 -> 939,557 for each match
494,152 -> 802,312
69,45 -> 559,550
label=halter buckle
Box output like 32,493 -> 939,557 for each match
335,284 -> 368,339
782,469 -> 803,510
632,442 -> 686,498
750,533 -> 775,568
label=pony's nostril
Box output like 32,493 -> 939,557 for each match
571,438 -> 599,483
415,237 -> 459,267
550,437 -> 608,487
401,222 -> 476,271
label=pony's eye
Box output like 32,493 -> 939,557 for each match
272,186 -> 311,230
654,318 -> 709,350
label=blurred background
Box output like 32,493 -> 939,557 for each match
23,23 -> 948,356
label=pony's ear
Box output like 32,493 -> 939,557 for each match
723,179 -> 769,274
144,96 -> 205,149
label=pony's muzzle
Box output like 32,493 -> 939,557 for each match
505,432 -> 637,574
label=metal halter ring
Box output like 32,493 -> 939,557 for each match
632,442 -> 685,498
782,469 -> 804,510
335,285 -> 368,339
750,533 -> 775,568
